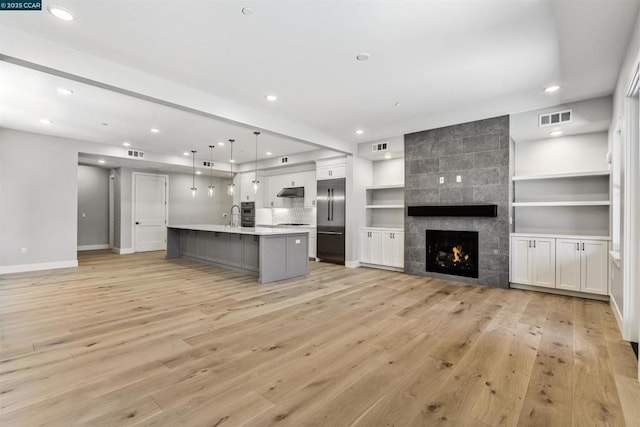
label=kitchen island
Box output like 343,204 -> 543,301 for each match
166,225 -> 309,283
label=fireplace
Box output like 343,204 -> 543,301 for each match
426,230 -> 479,278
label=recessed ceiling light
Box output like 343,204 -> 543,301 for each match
394,102 -> 400,107
122,142 -> 131,147
544,85 -> 560,93
98,159 -> 106,164
40,118 -> 53,125
265,94 -> 278,102
218,142 -> 225,146
57,87 -> 73,96
549,130 -> 563,137
47,6 -> 75,21
385,153 -> 392,159
230,159 -> 235,163
356,53 -> 370,61
241,7 -> 253,15
196,171 -> 202,175
266,151 -> 273,156
150,128 -> 160,133
183,152 -> 190,156
101,122 -> 109,126
355,129 -> 364,135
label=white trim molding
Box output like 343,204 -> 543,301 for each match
0,260 -> 78,275
78,244 -> 110,251
112,247 -> 134,255
345,260 -> 361,269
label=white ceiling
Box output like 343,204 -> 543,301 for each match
1,1 -> 639,161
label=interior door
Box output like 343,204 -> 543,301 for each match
134,173 -> 167,252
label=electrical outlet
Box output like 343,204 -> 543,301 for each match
82,213 -> 86,218
456,175 -> 462,183
493,249 -> 499,254
295,239 -> 301,244
222,213 -> 228,218
439,177 -> 444,184
21,247 -> 27,254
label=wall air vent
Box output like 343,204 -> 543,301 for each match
372,142 -> 388,152
203,161 -> 213,167
127,149 -> 144,159
539,109 -> 572,127
281,157 -> 288,164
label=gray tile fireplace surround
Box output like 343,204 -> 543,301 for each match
404,115 -> 510,288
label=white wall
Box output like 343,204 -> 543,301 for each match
609,7 -> 640,354
168,172 -> 233,225
0,128 -> 78,272
372,158 -> 404,186
514,132 -> 608,176
345,155 -> 373,266
77,165 -> 110,249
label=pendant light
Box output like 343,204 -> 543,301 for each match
227,139 -> 235,196
190,150 -> 197,198
207,145 -> 216,197
252,131 -> 260,194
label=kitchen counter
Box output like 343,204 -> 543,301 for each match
169,224 -> 311,235
166,225 -> 309,283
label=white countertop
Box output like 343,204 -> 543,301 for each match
168,224 -> 310,236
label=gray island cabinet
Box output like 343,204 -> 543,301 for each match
166,225 -> 310,283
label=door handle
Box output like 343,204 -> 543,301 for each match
327,189 -> 331,221
136,221 -> 140,225
528,240 -> 531,248
318,231 -> 343,235
577,242 -> 580,251
582,242 -> 585,251
533,240 -> 536,248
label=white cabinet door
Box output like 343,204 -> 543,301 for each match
556,239 -> 581,291
317,163 -> 346,180
510,237 -> 532,285
302,170 -> 316,207
381,231 -> 404,267
360,230 -> 381,264
265,175 -> 284,208
531,238 -> 556,288
581,239 -> 608,295
240,172 -> 263,204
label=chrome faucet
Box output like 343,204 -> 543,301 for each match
230,204 -> 240,227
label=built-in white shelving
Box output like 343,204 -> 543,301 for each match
512,170 -> 610,181
513,201 -> 610,207
365,204 -> 405,209
365,185 -> 404,228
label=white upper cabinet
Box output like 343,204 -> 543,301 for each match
316,158 -> 346,180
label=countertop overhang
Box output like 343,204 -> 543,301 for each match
168,224 -> 310,236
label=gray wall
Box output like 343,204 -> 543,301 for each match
77,165 -> 109,247
168,172 -> 233,225
0,128 -> 78,269
404,115 -> 510,288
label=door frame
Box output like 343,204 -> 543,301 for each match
132,172 -> 169,253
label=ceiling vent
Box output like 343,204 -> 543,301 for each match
372,142 -> 388,152
539,109 -> 572,127
281,157 -> 288,164
202,161 -> 213,167
127,149 -> 144,159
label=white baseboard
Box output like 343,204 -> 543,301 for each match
509,283 -> 609,301
610,295 -> 625,338
0,260 -> 78,275
345,261 -> 361,268
112,247 -> 134,255
78,244 -> 110,251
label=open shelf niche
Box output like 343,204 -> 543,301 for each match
365,184 -> 404,229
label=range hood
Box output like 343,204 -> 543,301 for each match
277,187 -> 305,198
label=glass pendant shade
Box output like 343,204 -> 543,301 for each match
227,183 -> 235,196
190,150 -> 197,197
208,145 -> 215,198
252,179 -> 260,194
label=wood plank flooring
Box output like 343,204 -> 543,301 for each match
1,250 -> 638,426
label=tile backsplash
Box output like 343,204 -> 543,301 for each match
256,198 -> 316,226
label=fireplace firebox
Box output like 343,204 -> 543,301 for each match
426,230 -> 479,278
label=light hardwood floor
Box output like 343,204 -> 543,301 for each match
1,251 -> 639,426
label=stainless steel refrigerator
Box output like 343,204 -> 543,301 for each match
317,178 -> 345,264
